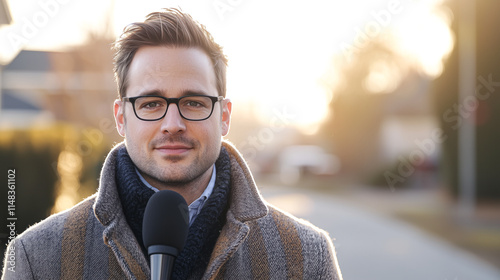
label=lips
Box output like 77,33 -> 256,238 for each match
154,144 -> 193,156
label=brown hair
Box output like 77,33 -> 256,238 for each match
113,8 -> 228,98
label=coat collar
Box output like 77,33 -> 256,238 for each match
93,142 -> 149,278
222,140 -> 268,221
94,142 -> 126,226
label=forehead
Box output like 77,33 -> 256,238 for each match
126,46 -> 217,97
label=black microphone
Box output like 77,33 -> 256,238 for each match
143,190 -> 189,280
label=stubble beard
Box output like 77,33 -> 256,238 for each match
130,135 -> 221,189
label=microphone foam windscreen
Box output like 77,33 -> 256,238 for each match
143,190 -> 189,252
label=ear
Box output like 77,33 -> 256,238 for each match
221,98 -> 232,136
114,99 -> 126,137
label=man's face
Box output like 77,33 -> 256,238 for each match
114,46 -> 231,188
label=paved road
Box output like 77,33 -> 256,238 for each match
261,186 -> 500,280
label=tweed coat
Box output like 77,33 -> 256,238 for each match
2,141 -> 342,279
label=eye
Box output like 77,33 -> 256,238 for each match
143,102 -> 162,108
185,100 -> 204,107
137,97 -> 166,110
182,97 -> 209,108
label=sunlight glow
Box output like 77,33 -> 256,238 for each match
363,60 -> 402,94
51,149 -> 82,213
390,2 -> 455,78
325,0 -> 454,99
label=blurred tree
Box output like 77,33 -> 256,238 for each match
319,39 -> 431,180
319,41 -> 390,176
0,124 -> 110,267
431,0 -> 459,195
319,1 -> 457,191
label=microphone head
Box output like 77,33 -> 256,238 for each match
143,190 -> 189,256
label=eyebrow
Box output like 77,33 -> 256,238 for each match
136,89 -> 162,97
135,89 -> 212,98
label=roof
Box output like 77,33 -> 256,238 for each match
4,50 -> 53,72
1,90 -> 41,111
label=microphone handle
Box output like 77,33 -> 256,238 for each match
151,254 -> 175,280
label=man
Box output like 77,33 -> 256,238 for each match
2,8 -> 342,279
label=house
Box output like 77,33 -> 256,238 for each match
1,50 -> 55,127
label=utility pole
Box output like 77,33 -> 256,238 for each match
457,0 -> 476,220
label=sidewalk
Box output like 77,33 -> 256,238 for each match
261,186 -> 500,280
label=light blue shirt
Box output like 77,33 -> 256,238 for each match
135,165 -> 216,227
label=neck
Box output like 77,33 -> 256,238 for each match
139,165 -> 213,205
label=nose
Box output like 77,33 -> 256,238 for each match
160,103 -> 186,134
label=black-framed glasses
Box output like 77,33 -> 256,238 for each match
122,95 -> 224,121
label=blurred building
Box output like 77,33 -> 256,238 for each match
1,51 -> 56,127
0,0 -> 116,130
1,44 -> 118,135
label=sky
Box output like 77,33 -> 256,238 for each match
0,0 -> 453,134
